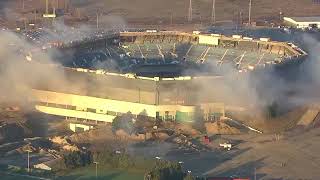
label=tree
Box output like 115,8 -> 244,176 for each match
145,160 -> 184,180
266,101 -> 279,119
93,149 -> 134,169
184,174 -> 195,180
63,151 -> 93,169
112,112 -> 136,134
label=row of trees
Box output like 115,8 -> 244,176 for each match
62,148 -> 206,180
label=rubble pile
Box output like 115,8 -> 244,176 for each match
50,136 -> 80,152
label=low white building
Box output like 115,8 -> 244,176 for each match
283,16 -> 320,29
33,158 -> 63,171
34,163 -> 52,171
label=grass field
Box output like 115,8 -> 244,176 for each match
0,172 -> 49,180
57,165 -> 145,180
0,166 -> 145,180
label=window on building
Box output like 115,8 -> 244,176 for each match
107,111 -> 117,116
165,111 -> 173,121
95,109 -> 105,114
87,108 -> 96,113
38,102 -> 47,106
56,104 -> 67,109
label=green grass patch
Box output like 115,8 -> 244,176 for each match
57,165 -> 145,180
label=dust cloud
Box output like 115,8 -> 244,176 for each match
0,30 -> 69,106
192,33 -> 320,118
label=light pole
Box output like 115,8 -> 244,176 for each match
178,161 -> 184,169
26,149 -> 32,173
93,161 -> 99,178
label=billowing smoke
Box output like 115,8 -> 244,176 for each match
0,30 -> 69,106
190,33 -> 319,119
285,33 -> 320,106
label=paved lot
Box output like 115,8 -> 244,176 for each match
164,129 -> 320,179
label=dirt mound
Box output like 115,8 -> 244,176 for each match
205,121 -> 241,135
69,125 -> 115,143
50,136 -> 71,145
50,136 -> 79,152
115,129 -> 145,141
164,123 -> 200,136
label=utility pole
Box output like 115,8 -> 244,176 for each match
46,0 -> 49,14
55,0 -> 58,11
22,0 -> 25,11
64,0 -> 68,12
96,12 -> 99,29
248,0 -> 252,25
34,10 -> 37,24
23,18 -> 27,30
188,0 -> 193,22
240,10 -> 243,26
211,0 -> 216,24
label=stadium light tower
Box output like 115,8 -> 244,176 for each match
188,0 -> 193,22
211,0 -> 216,24
248,0 -> 252,25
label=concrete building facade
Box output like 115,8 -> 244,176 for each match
32,89 -> 224,124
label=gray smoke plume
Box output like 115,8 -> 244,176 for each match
0,30 -> 67,106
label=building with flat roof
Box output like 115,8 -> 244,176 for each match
283,16 -> 320,29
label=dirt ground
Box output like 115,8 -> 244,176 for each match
1,0 -> 320,27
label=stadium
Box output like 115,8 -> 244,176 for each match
28,30 -> 307,130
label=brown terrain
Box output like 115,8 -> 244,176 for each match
0,0 -> 320,28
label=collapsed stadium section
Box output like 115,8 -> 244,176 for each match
30,30 -> 307,129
